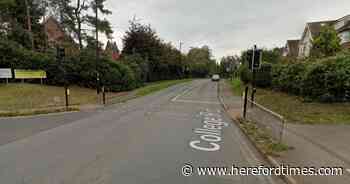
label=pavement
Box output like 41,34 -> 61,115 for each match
0,79 -> 283,184
220,80 -> 350,184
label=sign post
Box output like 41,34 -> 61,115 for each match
0,69 -> 12,84
247,45 -> 262,107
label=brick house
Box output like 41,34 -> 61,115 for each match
105,40 -> 120,61
43,17 -> 78,54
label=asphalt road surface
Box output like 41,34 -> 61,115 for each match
0,80 -> 283,184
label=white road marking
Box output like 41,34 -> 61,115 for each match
174,99 -> 221,105
171,87 -> 194,102
346,169 -> 350,174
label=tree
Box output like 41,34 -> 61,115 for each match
186,46 -> 217,77
48,0 -> 113,50
0,0 -> 45,49
220,55 -> 240,77
311,25 -> 341,58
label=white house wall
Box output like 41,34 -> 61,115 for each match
298,27 -> 313,58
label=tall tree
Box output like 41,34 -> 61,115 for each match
311,25 -> 341,58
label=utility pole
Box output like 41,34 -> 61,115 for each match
179,41 -> 184,78
24,0 -> 34,50
95,0 -> 100,95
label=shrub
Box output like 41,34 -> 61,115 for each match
0,39 -> 139,92
270,55 -> 350,102
255,63 -> 272,87
238,64 -> 252,84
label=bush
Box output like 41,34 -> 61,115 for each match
0,39 -> 139,92
238,64 -> 252,84
255,63 -> 272,87
270,55 -> 350,102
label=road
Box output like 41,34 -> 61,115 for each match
0,80 -> 283,184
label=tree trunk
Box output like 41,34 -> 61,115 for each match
24,0 -> 34,50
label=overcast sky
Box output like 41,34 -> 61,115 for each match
103,0 -> 350,59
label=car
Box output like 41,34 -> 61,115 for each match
211,74 -> 220,81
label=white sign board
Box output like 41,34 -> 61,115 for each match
0,69 -> 12,79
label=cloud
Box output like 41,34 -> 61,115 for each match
104,0 -> 350,59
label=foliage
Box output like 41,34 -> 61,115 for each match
219,55 -> 240,78
238,64 -> 252,84
255,63 -> 272,87
270,55 -> 350,102
311,25 -> 341,58
186,46 -> 217,77
0,39 -> 138,92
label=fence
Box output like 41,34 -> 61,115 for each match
244,97 -> 286,143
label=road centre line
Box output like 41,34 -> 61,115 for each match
174,99 -> 220,105
171,86 -> 195,102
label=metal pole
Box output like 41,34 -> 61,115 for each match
243,86 -> 249,119
65,85 -> 69,110
95,0 -> 100,95
102,86 -> 106,105
279,118 -> 286,144
251,45 -> 257,107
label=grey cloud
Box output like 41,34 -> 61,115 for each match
105,0 -> 350,59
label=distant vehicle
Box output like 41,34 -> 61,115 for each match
211,74 -> 220,81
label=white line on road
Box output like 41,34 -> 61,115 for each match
171,87 -> 194,102
173,99 -> 221,105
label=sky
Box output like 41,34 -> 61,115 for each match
103,0 -> 350,59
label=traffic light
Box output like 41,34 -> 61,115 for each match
247,49 -> 253,70
253,49 -> 262,69
246,49 -> 262,70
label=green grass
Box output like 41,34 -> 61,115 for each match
0,79 -> 192,116
230,78 -> 244,96
238,118 -> 290,156
135,79 -> 192,97
0,83 -> 124,111
226,79 -> 350,124
254,89 -> 350,124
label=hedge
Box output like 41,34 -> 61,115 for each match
271,56 -> 350,102
239,54 -> 350,102
0,39 -> 139,92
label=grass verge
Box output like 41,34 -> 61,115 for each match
0,79 -> 192,117
227,79 -> 350,124
0,107 -> 79,117
238,118 -> 290,156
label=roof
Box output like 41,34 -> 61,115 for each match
337,21 -> 350,32
307,20 -> 336,38
286,40 -> 300,57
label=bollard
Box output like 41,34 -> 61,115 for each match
65,85 -> 69,110
102,86 -> 106,105
251,88 -> 256,108
243,86 -> 249,119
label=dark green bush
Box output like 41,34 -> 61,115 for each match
0,39 -> 139,92
255,63 -> 272,87
238,64 -> 252,84
270,55 -> 350,102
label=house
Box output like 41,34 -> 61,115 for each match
298,15 -> 350,58
43,17 -> 78,54
283,39 -> 300,58
105,41 -> 120,61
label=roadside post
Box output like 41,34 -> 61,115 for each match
102,86 -> 106,105
57,46 -> 69,110
65,86 -> 69,110
243,86 -> 249,119
249,45 -> 262,107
